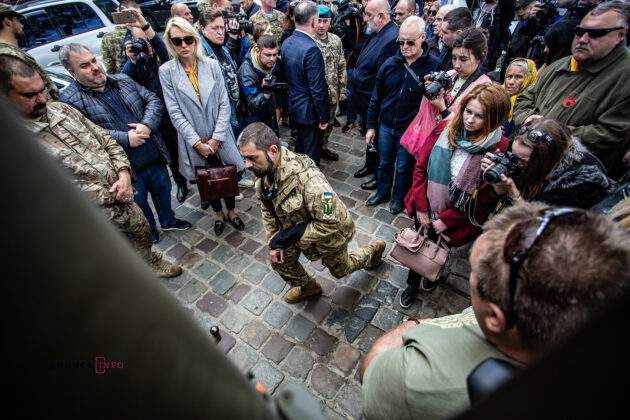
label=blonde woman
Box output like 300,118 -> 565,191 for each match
159,17 -> 246,236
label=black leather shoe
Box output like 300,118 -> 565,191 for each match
361,178 -> 377,190
214,220 -> 225,236
354,166 -> 374,178
321,149 -> 339,161
228,216 -> 245,231
400,284 -> 419,308
389,201 -> 404,215
366,194 -> 388,206
176,183 -> 189,203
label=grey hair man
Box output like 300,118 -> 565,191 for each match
171,2 -> 194,25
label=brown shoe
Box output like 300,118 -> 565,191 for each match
150,254 -> 183,278
284,280 -> 322,303
365,240 -> 386,270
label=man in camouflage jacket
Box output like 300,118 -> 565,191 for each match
250,0 -> 285,45
315,5 -> 347,162
238,123 -> 385,303
0,58 -> 181,278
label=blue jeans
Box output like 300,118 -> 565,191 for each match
133,163 -> 177,229
376,123 -> 415,203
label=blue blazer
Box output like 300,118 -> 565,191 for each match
281,30 -> 330,125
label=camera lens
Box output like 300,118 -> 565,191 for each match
483,164 -> 508,184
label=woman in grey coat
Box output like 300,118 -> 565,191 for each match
159,17 -> 246,236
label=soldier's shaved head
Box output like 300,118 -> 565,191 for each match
0,55 -> 36,94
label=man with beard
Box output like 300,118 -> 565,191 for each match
514,1 -> 630,179
238,123 -> 386,303
0,4 -> 58,100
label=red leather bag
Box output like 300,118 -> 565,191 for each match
195,163 -> 239,203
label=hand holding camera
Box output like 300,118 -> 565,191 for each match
482,152 -> 522,200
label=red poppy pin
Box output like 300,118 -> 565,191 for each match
562,96 -> 577,108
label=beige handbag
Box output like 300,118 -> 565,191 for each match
390,225 -> 450,282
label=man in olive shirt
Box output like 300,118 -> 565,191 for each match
361,202 -> 630,419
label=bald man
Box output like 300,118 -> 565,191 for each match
426,4 -> 456,59
171,3 -> 194,25
394,0 -> 415,26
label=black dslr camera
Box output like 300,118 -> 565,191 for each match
130,37 -> 149,55
331,0 -> 363,48
222,0 -> 254,35
261,74 -> 287,92
424,71 -> 453,100
483,152 -> 522,184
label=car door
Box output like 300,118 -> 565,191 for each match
23,2 -> 115,68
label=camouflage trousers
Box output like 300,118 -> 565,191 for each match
103,202 -> 162,267
322,103 -> 338,149
271,242 -> 373,287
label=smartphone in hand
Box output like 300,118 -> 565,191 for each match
111,10 -> 136,25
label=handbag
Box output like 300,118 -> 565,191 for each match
390,213 -> 450,282
186,142 -> 239,203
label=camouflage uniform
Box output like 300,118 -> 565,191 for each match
101,26 -> 128,74
256,147 -> 375,287
0,42 -> 58,100
250,9 -> 285,45
315,33 -> 346,147
23,101 -> 161,266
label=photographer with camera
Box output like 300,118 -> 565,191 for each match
480,118 -> 615,210
238,34 -> 283,132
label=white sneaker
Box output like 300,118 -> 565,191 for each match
235,193 -> 244,201
238,178 -> 255,188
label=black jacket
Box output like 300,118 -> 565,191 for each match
366,48 -> 440,130
237,50 -> 282,126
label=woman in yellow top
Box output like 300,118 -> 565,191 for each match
502,58 -> 537,137
159,17 -> 246,236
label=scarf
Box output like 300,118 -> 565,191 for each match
504,58 -> 538,120
427,126 -> 502,213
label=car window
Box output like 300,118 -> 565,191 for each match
93,0 -> 118,21
76,3 -> 104,30
20,10 -> 61,49
47,3 -> 103,38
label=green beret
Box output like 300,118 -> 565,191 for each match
318,5 -> 332,18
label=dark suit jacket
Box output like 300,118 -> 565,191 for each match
281,30 -> 330,125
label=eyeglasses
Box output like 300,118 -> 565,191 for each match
516,125 -> 553,143
170,35 -> 195,46
502,207 -> 584,326
574,25 -> 625,38
397,36 -> 421,46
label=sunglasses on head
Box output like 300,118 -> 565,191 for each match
397,38 -> 418,47
517,125 -> 553,143
170,35 -> 195,46
503,207 -> 585,327
574,25 -> 625,38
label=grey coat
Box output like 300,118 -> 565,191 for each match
159,57 -> 245,181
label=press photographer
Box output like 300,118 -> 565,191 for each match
238,34 -> 284,132
331,0 -> 364,53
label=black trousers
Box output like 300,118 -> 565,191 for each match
160,117 -> 186,186
294,122 -> 324,165
357,109 -> 379,173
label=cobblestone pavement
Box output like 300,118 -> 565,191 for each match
156,120 -> 472,419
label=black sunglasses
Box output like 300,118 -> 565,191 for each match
503,208 -> 584,327
517,125 -> 553,143
170,35 -> 195,46
397,38 -> 419,47
574,25 -> 625,38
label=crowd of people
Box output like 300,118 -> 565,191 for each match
1,0 -> 630,418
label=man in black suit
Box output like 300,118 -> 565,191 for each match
281,1 -> 330,165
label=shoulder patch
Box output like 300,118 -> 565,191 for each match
321,191 -> 335,219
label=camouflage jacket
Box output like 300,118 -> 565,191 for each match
23,102 -> 131,207
0,42 -> 58,100
101,26 -> 128,74
250,9 -> 285,45
315,33 -> 347,105
256,147 -> 354,253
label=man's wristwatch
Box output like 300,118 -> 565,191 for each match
141,22 -> 150,31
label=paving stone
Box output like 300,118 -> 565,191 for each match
305,328 -> 338,356
196,215 -> 215,231
328,179 -> 353,195
251,360 -> 284,394
220,305 -> 250,333
262,333 -> 294,363
196,291 -> 228,317
331,286 -> 361,310
354,324 -> 383,351
161,271 -> 191,292
216,330 -> 236,354
243,219 -> 263,236
281,346 -> 315,380
177,278 -> 208,304
263,301 -> 293,329
330,170 -> 350,181
242,262 -> 270,284
354,231 -> 372,247
339,195 -> 357,209
375,224 -> 398,241
225,230 -> 245,247
185,210 -> 206,224
241,288 -> 272,315
322,406 -> 346,420
240,321 -> 272,349
325,307 -> 350,334
195,238 -> 218,254
346,271 -> 378,293
154,234 -> 177,252
332,342 -> 361,374
179,252 -> 203,268
228,342 -> 259,373
335,383 -> 364,419
240,238 -> 263,254
255,246 -> 270,263
371,280 -> 398,305
393,215 -> 412,229
444,273 -> 471,297
355,216 -> 380,233
192,260 -> 220,280
210,244 -> 236,263
371,306 -> 403,331
210,270 -> 237,295
174,205 -> 194,218
355,204 -> 376,217
374,208 -> 396,225
388,264 -> 410,289
226,283 -> 252,303
166,243 -> 189,260
284,314 -> 316,342
350,189 -> 370,201
262,271 -> 287,295
344,316 -> 367,343
316,275 -> 337,297
302,298 -> 332,324
180,229 -> 204,247
310,365 -> 344,399
353,295 -> 380,323
226,254 -> 254,275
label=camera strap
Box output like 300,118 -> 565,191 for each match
403,64 -> 421,86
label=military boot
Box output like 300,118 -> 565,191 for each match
365,240 -> 386,270
150,253 -> 183,278
284,279 -> 322,303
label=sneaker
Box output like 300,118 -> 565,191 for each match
162,219 -> 192,231
238,178 -> 255,188
400,284 -> 419,308
365,240 -> 386,269
235,193 -> 244,201
284,280 -> 322,303
419,277 -> 437,292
